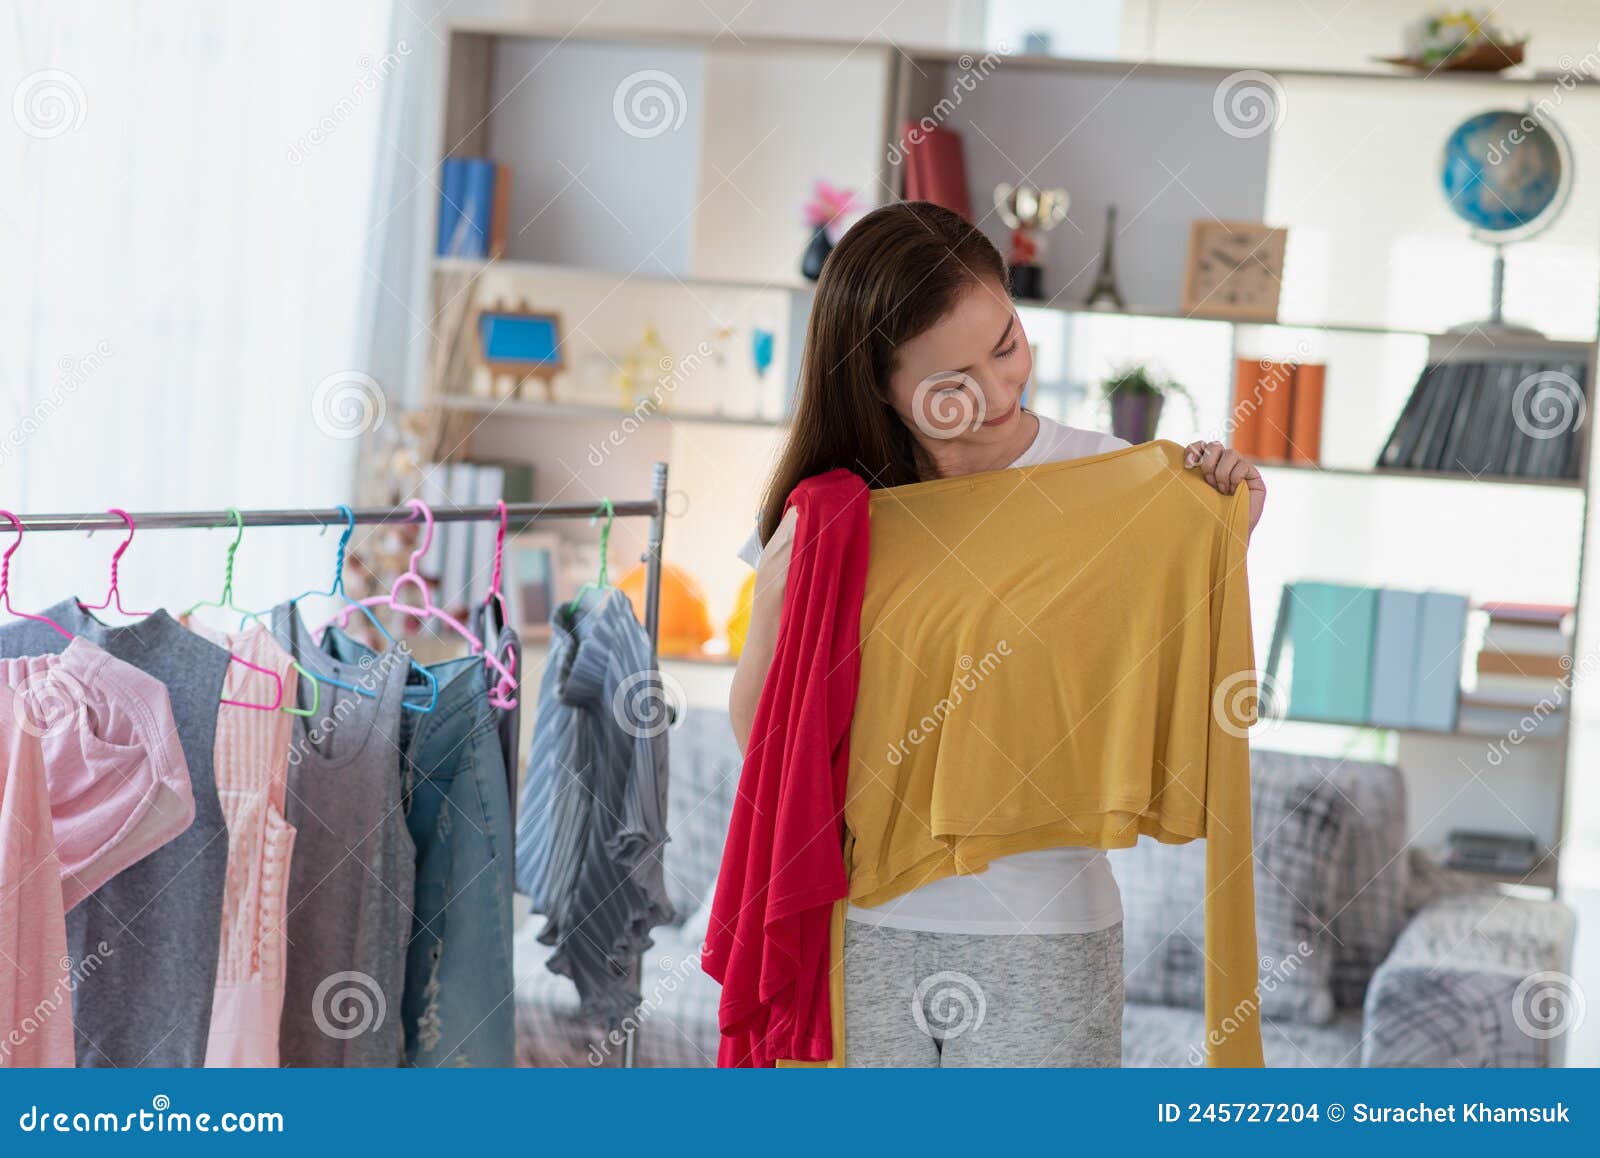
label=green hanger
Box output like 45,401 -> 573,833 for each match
562,498 -> 616,616
185,508 -> 320,717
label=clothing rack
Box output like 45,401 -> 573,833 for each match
8,460 -> 671,1069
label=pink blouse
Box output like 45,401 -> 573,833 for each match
185,622 -> 298,1069
0,637 -> 191,1067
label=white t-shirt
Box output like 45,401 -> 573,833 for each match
736,412 -> 1130,934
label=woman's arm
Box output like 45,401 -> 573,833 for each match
728,506 -> 798,756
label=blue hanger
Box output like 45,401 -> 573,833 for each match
271,505 -> 439,714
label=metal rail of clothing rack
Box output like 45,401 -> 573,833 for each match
6,460 -> 670,1068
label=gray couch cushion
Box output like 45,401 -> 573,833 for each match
1123,1002 -> 1364,1068
1113,748 -> 1354,1025
1318,756 -> 1410,1008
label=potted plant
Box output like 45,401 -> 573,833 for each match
1100,363 -> 1198,444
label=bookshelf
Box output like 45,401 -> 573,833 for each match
421,23 -> 1600,894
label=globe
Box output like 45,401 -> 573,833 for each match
1439,109 -> 1567,238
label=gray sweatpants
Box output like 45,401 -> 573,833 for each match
842,920 -> 1124,1067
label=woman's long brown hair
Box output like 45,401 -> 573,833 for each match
754,200 -> 1008,546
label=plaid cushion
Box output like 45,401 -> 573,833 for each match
1113,748 -> 1354,1025
1318,757 -> 1409,1008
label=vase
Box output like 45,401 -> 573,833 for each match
1110,391 -> 1164,444
800,224 -> 832,281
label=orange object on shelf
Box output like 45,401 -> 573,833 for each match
1255,359 -> 1295,461
1289,362 -> 1325,464
618,561 -> 714,658
1230,357 -> 1262,456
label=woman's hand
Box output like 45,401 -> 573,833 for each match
1184,440 -> 1265,538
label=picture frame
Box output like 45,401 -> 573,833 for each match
1179,220 -> 1287,322
473,302 -> 565,401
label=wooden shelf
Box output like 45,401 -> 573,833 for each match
431,393 -> 784,428
1257,460 -> 1586,491
434,255 -> 816,297
440,259 -> 1598,347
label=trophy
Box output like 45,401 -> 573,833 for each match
994,183 -> 1069,300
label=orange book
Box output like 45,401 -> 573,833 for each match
1230,358 -> 1262,456
1255,359 -> 1295,461
1288,362 -> 1325,464
489,164 -> 512,259
1477,651 -> 1568,678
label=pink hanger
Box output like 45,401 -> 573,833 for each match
481,500 -> 517,710
323,499 -> 517,689
0,511 -> 74,640
78,508 -> 152,616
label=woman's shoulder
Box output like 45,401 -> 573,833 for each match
1028,413 -> 1131,465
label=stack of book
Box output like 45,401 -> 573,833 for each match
1377,357 -> 1587,480
1263,581 -> 1467,731
1459,600 -> 1573,735
1230,358 -> 1325,463
437,157 -> 512,259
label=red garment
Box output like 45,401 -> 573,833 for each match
701,468 -> 869,1067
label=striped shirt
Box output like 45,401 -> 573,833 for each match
515,588 -> 674,1024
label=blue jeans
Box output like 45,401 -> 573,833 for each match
324,632 -> 516,1066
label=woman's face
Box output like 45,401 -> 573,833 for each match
885,276 -> 1034,450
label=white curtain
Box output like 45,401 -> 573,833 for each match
0,0 -> 416,615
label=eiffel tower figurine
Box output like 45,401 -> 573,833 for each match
1083,204 -> 1126,311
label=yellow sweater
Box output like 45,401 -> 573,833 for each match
780,437 -> 1264,1068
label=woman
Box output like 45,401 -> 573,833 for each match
729,201 -> 1267,1067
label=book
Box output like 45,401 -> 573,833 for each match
1379,363 -> 1442,469
1285,581 -> 1378,723
1287,362 -> 1324,464
1230,358 -> 1263,456
1457,707 -> 1566,736
1414,591 -> 1468,730
1481,600 -> 1573,627
1482,622 -> 1572,656
1436,361 -> 1482,473
489,164 -> 512,259
1477,650 -> 1568,679
437,158 -> 470,257
1468,672 -> 1568,707
1445,830 -> 1541,875
1368,588 -> 1423,728
901,125 -> 972,220
1412,361 -> 1464,470
1256,359 -> 1294,461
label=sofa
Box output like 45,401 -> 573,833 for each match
513,708 -> 1578,1067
